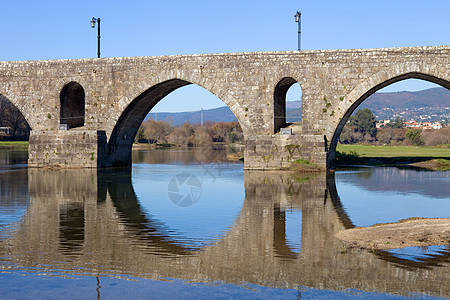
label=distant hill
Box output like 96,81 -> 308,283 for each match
145,106 -> 237,126
145,87 -> 450,126
360,87 -> 450,109
359,87 -> 450,121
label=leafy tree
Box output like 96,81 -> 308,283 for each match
389,116 -> 404,129
143,119 -> 172,143
349,108 -> 377,138
134,125 -> 145,143
137,119 -> 244,146
405,129 -> 424,146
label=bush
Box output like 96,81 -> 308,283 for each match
405,129 -> 424,146
423,127 -> 450,146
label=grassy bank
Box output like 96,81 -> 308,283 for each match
336,144 -> 450,170
337,144 -> 449,158
0,141 -> 28,149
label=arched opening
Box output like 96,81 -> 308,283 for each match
60,82 -> 85,129
274,78 -> 302,134
0,94 -> 31,141
328,73 -> 450,169
107,79 -> 245,167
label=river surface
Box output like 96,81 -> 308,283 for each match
0,147 -> 449,299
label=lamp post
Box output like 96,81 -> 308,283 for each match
90,17 -> 101,58
201,108 -> 204,127
294,11 -> 301,51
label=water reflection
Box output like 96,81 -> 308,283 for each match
337,167 -> 450,198
0,152 -> 449,297
335,167 -> 450,227
132,145 -> 243,165
0,169 -> 28,234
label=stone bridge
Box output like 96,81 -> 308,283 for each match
0,45 -> 449,169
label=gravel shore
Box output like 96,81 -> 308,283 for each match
335,218 -> 450,250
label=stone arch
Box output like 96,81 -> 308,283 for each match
327,67 -> 450,169
60,82 -> 85,129
106,78 -> 249,167
274,77 -> 302,134
0,93 -> 31,139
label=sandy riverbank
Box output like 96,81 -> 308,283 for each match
335,217 -> 450,250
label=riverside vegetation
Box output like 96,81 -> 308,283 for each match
336,108 -> 449,169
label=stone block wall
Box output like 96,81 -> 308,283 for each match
244,134 -> 326,170
28,130 -> 107,168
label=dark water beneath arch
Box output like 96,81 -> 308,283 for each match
0,148 -> 449,299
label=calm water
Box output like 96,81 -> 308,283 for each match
0,147 -> 449,299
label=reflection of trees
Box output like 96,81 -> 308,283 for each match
0,169 -> 28,208
0,150 -> 28,166
355,168 -> 374,180
132,146 -> 243,165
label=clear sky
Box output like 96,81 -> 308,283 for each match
1,0 -> 448,112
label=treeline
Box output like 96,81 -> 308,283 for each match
135,119 -> 244,146
0,95 -> 30,140
340,108 -> 449,146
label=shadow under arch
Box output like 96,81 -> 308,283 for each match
0,93 -> 31,140
274,77 -> 302,134
327,72 -> 450,169
106,79 -> 247,167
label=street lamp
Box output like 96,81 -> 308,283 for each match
294,11 -> 301,51
91,17 -> 101,58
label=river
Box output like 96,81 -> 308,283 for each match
0,147 -> 449,299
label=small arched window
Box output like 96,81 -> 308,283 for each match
274,78 -> 302,133
60,82 -> 85,129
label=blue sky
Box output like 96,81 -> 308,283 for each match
1,0 -> 448,112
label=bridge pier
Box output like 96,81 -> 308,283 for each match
27,130 -> 327,170
244,134 -> 327,170
28,130 -> 107,168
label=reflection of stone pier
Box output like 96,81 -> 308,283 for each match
0,169 -> 449,297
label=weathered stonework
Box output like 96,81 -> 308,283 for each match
1,45 -> 449,169
244,135 -> 326,170
28,130 -> 107,168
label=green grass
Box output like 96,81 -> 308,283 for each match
336,144 -> 450,169
0,141 -> 28,149
290,158 -> 323,173
337,144 -> 450,158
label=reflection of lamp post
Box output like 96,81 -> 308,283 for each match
294,11 -> 301,51
90,17 -> 101,58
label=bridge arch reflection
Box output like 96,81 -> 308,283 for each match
0,167 -> 449,296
